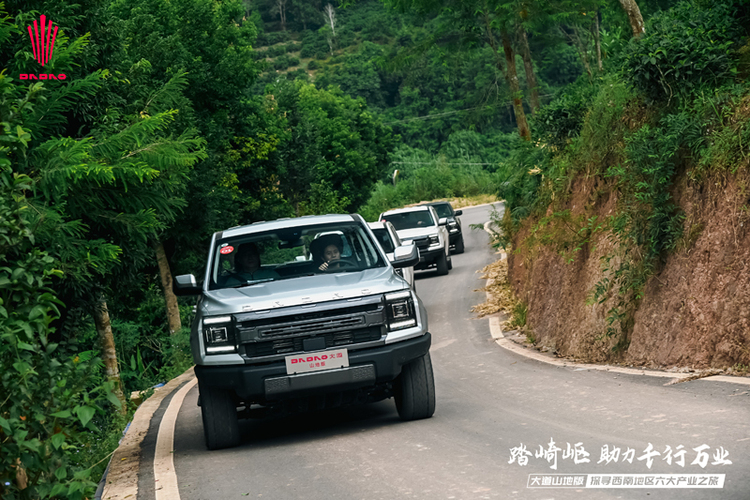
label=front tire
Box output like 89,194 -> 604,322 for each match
395,352 -> 436,421
199,381 -> 240,450
435,251 -> 449,275
453,235 -> 465,254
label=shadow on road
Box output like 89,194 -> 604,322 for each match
178,396 -> 407,453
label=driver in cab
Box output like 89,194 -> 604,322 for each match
223,243 -> 279,286
311,234 -> 346,272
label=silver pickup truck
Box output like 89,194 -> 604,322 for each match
174,214 -> 435,449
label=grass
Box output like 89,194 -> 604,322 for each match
471,258 -> 518,321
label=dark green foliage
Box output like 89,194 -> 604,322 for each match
532,79 -> 599,150
265,44 -> 288,57
0,168 -> 117,500
315,42 -> 387,109
495,138 -> 547,225
273,53 -> 300,70
624,0 -> 748,103
358,135 -> 507,221
257,80 -> 395,214
300,29 -> 331,58
257,30 -> 292,46
536,41 -> 585,87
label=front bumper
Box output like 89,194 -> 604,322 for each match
194,333 -> 432,402
415,247 -> 443,269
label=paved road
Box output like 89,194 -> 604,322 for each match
142,203 -> 749,500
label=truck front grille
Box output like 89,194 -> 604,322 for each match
235,296 -> 386,359
242,326 -> 382,357
258,315 -> 365,337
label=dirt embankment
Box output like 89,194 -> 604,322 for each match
507,169 -> 750,370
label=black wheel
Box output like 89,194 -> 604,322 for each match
199,381 -> 240,450
395,352 -> 436,421
435,251 -> 449,275
453,235 -> 465,254
447,253 -> 452,270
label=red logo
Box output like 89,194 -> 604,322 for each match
27,15 -> 58,66
19,15 -> 66,81
290,353 -> 342,364
219,246 -> 234,255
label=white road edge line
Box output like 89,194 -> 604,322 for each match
481,217 -> 750,386
154,377 -> 199,500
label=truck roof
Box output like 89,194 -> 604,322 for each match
217,214 -> 359,239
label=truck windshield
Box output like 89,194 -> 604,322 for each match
382,211 -> 434,230
370,228 -> 395,253
430,204 -> 453,218
209,222 -> 387,290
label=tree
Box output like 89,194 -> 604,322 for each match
324,3 -> 337,35
517,26 -> 540,113
291,0 -> 323,30
243,80 -> 394,215
272,0 -> 289,30
0,166 -> 118,500
618,0 -> 645,37
382,0 -> 533,140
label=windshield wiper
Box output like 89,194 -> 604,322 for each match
232,278 -> 275,289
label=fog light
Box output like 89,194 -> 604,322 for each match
391,300 -> 410,319
208,326 -> 228,343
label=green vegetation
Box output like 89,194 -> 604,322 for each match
498,0 -> 750,350
1,0 -> 749,495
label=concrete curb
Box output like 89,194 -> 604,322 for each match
481,232 -> 750,387
101,367 -> 196,500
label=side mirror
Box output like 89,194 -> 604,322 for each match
438,217 -> 448,226
173,274 -> 202,296
454,210 -> 462,216
392,244 -> 419,268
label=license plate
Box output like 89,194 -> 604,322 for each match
285,348 -> 349,375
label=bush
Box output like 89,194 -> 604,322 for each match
0,169 -> 117,499
273,55 -> 292,70
301,29 -> 329,59
257,31 -> 291,46
624,0 -> 747,102
532,79 -> 600,151
494,139 -> 547,224
307,60 -> 320,70
266,45 -> 287,58
357,143 -> 501,220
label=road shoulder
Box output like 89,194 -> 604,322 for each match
101,367 -> 196,500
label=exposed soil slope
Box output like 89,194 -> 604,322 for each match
508,169 -> 750,370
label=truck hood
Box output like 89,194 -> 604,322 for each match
199,266 -> 407,317
395,227 -> 438,242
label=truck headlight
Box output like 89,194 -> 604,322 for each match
203,315 -> 237,354
385,291 -> 417,330
428,235 -> 440,247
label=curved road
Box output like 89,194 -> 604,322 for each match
139,203 -> 749,500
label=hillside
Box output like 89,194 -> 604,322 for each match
499,1 -> 750,370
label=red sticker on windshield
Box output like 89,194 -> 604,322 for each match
220,246 -> 234,255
